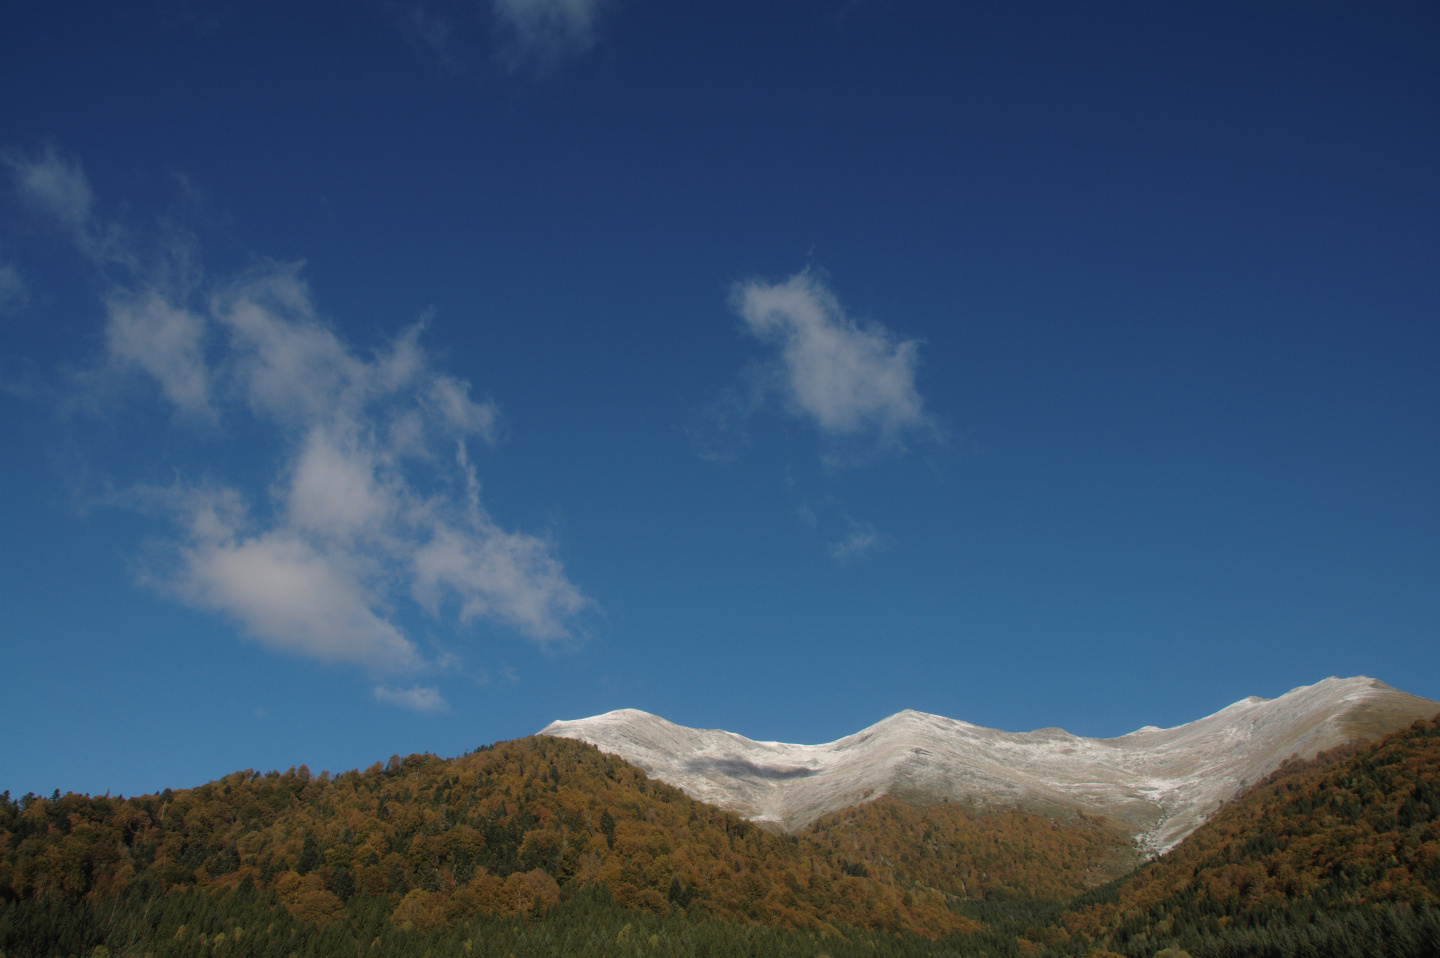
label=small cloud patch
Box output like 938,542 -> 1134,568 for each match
374,684 -> 449,713
830,520 -> 881,563
717,270 -> 939,466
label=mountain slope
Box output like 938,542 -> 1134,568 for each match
541,676 -> 1439,855
6,699 -> 1440,956
1061,711 -> 1440,956
0,732 -> 1130,936
0,735 -> 982,937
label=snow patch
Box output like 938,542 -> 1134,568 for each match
540,676 -> 1436,856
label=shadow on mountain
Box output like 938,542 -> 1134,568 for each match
686,757 -> 820,780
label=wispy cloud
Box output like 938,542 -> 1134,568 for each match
798,496 -> 883,563
389,1 -> 473,76
374,684 -> 449,712
492,0 -> 608,67
5,147 -> 133,267
0,261 -> 26,313
105,290 -> 215,422
725,270 -> 938,465
10,149 -> 589,685
8,147 -> 92,234
387,0 -> 609,75
830,519 -> 880,563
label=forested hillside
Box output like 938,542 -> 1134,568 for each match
1,732 -> 1125,954
1059,714 -> 1440,956
801,796 -> 1134,902
1,735 -> 978,938
4,716 -> 1439,957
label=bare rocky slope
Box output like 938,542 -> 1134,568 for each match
541,676 -> 1437,856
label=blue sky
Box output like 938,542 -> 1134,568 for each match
2,1 -> 1437,800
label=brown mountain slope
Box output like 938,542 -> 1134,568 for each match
800,795 -> 1136,903
2,736 -> 987,937
7,717 -> 1440,954
1063,712 -> 1440,950
0,732 -> 1159,941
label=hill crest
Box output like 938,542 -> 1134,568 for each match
541,676 -> 1439,855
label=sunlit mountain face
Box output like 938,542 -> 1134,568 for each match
543,676 -> 1440,854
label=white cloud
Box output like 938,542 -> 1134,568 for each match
493,0 -> 607,63
429,375 -> 500,441
178,521 -> 423,672
413,516 -> 588,642
733,271 -> 933,457
213,266 -> 370,425
13,153 -> 589,685
122,268 -> 589,671
283,429 -> 393,540
374,684 -> 449,712
104,291 -> 214,421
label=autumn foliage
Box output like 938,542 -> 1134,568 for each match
1062,713 -> 1440,952
9,719 -> 1439,955
802,796 -> 1134,904
0,735 -> 1104,938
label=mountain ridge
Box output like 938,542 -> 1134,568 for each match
540,675 -> 1439,855
5,703 -> 1438,956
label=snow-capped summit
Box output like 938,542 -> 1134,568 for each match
541,676 -> 1437,856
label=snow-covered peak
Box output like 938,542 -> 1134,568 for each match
540,676 -> 1437,856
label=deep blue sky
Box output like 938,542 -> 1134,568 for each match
2,1 -> 1437,800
